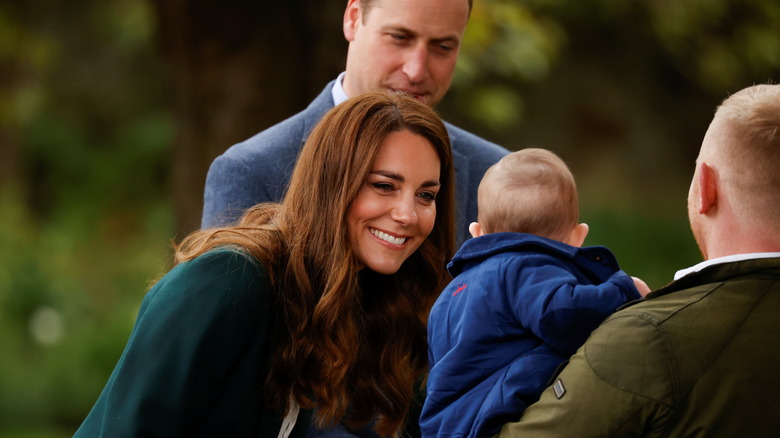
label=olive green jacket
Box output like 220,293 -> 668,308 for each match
74,249 -> 311,437
498,257 -> 780,437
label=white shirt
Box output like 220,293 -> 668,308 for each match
331,72 -> 349,106
674,252 -> 780,281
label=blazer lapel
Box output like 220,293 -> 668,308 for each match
301,81 -> 337,145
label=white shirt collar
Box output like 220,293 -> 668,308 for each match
331,72 -> 349,106
674,252 -> 780,280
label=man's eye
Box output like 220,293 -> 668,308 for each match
432,43 -> 456,55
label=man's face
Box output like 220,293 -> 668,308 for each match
342,0 -> 470,107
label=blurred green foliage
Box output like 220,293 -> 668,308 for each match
0,0 -> 777,435
0,190 -> 172,435
0,0 -> 174,434
452,0 -> 780,130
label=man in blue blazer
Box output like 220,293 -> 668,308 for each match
202,0 -> 509,245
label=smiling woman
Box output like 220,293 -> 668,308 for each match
348,129 -> 441,274
73,91 -> 455,438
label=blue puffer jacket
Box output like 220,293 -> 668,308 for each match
422,232 -> 640,438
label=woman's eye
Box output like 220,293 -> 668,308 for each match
418,191 -> 437,202
372,182 -> 394,192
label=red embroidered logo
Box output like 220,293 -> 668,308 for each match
453,283 -> 467,296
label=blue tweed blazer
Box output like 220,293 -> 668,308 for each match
202,81 -> 509,244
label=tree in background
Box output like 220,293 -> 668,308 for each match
151,0 -> 345,237
0,1 -> 175,434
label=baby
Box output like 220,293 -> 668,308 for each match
421,148 -> 650,438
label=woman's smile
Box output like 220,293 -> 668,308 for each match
370,228 -> 409,246
348,129 -> 441,274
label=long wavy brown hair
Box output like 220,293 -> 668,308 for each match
175,91 -> 455,436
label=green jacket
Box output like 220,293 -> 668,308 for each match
74,249 -> 311,437
498,257 -> 780,437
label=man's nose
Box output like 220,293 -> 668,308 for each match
402,46 -> 430,84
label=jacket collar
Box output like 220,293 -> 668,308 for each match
643,257 -> 780,302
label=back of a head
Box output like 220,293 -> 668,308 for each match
711,84 -> 780,228
477,148 -> 578,241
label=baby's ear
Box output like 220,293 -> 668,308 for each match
469,222 -> 484,238
566,223 -> 589,247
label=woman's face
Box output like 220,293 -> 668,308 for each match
348,129 -> 441,275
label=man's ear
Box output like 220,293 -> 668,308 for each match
566,223 -> 589,247
696,162 -> 718,214
469,222 -> 484,238
343,0 -> 361,42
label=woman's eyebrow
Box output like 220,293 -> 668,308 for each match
371,170 -> 403,182
371,170 -> 441,188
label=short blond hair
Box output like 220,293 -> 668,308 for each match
712,84 -> 780,224
477,148 -> 578,241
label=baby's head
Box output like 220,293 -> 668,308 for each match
470,148 -> 588,247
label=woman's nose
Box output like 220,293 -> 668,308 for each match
390,195 -> 418,226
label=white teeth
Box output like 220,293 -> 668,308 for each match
371,229 -> 406,245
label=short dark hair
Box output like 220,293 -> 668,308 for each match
361,0 -> 473,16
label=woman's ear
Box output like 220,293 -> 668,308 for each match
469,222 -> 484,238
566,223 -> 589,247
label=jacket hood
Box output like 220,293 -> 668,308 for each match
448,232 -> 620,277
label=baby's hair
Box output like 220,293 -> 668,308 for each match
477,148 -> 578,241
